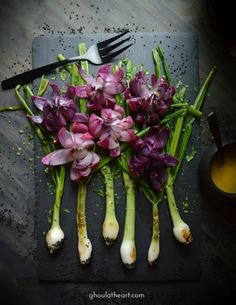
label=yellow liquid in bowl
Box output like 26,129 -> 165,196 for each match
210,144 -> 236,194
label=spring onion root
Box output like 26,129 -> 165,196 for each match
77,182 -> 92,264
101,165 -> 119,245
148,203 -> 160,265
120,172 -> 136,268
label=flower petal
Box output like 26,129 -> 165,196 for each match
72,122 -> 88,134
32,96 -> 48,111
74,84 -> 93,98
58,128 -> 74,148
78,65 -> 96,86
50,83 -> 61,95
73,112 -> 89,123
42,148 -> 73,165
98,64 -> 111,75
89,114 -> 103,137
27,115 -> 43,124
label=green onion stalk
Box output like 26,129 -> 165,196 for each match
141,180 -> 162,265
119,59 -> 137,268
101,164 -> 119,245
0,105 -> 23,112
120,170 -> 136,268
166,66 -> 217,244
99,62 -> 128,246
15,82 -> 66,253
148,203 -> 160,265
156,46 -> 218,244
76,43 -> 93,263
58,45 -> 93,263
76,181 -> 92,264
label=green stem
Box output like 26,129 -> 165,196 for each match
15,85 -> 34,115
152,203 -> 159,240
37,75 -> 49,96
51,166 -> 65,228
171,123 -> 192,182
77,182 -> 88,236
101,164 -> 116,221
157,47 -> 172,85
77,181 -> 92,264
187,106 -> 202,117
160,109 -> 186,125
171,103 -> 188,108
153,48 -> 162,78
57,53 -> 73,74
122,172 -> 136,242
171,67 -> 217,182
77,43 -> 89,113
0,105 -> 23,112
165,184 -> 182,227
101,164 -> 119,244
192,66 -> 218,111
168,86 -> 188,156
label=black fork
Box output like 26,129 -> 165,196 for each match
1,31 -> 132,90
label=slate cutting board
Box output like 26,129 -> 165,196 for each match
33,32 -> 200,282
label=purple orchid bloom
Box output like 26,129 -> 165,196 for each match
73,64 -> 125,111
128,127 -> 178,191
42,127 -> 100,181
125,71 -> 175,126
28,84 -> 76,132
89,105 -> 135,157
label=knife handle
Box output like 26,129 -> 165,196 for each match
1,59 -> 70,90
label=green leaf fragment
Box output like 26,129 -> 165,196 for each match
37,76 -> 49,96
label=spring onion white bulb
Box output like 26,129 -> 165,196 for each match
165,184 -> 193,244
148,204 -> 160,265
46,225 -> 64,253
120,172 -> 136,268
77,182 -> 92,264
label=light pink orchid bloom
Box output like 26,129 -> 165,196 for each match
73,64 -> 125,111
42,127 -> 100,181
89,105 -> 135,157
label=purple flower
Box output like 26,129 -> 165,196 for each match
89,105 -> 135,157
125,71 -> 175,126
73,64 -> 125,111
42,127 -> 100,181
128,127 -> 178,191
28,84 -> 76,132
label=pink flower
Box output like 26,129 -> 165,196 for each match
88,105 -> 134,157
28,84 -> 76,132
42,127 -> 100,181
73,64 -> 125,111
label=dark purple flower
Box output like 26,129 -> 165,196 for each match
73,64 -> 125,111
128,127 -> 178,191
28,84 -> 76,132
42,127 -> 100,182
125,71 -> 175,126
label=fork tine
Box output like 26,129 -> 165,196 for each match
99,37 -> 131,56
97,30 -> 129,48
101,43 -> 133,63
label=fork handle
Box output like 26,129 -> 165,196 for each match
1,59 -> 72,90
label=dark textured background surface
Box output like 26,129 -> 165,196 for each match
34,32 -> 200,282
1,1 -> 236,304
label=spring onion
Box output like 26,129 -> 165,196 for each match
101,164 -> 119,245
